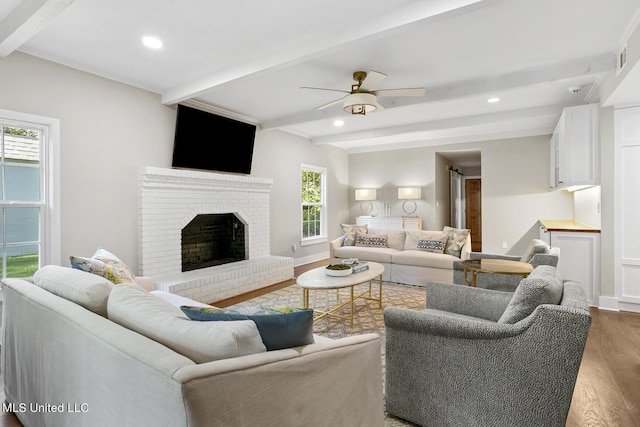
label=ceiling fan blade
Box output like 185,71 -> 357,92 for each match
359,71 -> 387,91
374,87 -> 426,97
300,86 -> 350,94
314,98 -> 344,110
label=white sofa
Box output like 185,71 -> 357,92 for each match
330,228 -> 471,286
1,265 -> 384,427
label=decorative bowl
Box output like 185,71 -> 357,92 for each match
342,258 -> 359,265
325,264 -> 353,277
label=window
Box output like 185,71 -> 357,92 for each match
301,164 -> 327,245
0,109 -> 60,279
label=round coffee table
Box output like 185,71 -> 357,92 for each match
296,262 -> 384,326
460,258 -> 533,287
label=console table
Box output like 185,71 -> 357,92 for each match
356,216 -> 422,230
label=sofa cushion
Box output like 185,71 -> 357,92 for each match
333,245 -> 398,263
69,248 -> 137,284
498,265 -> 564,324
368,228 -> 406,251
392,250 -> 459,269
33,265 -> 114,317
180,306 -> 314,351
108,285 -> 266,363
520,239 -> 550,263
442,226 -> 470,258
404,230 -> 448,251
355,232 -> 388,247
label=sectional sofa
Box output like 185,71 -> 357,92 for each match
330,226 -> 472,286
1,265 -> 384,427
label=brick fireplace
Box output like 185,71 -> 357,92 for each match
138,166 -> 294,303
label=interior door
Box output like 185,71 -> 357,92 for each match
465,178 -> 482,252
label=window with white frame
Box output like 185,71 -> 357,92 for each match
0,109 -> 60,279
301,164 -> 327,245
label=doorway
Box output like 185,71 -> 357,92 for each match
464,177 -> 482,252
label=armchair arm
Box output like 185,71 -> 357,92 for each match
426,281 -> 513,321
384,306 -> 528,340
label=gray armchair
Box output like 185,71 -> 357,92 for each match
453,238 -> 559,291
384,265 -> 591,427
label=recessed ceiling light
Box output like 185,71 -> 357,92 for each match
487,97 -> 500,103
142,36 -> 163,49
334,119 -> 344,127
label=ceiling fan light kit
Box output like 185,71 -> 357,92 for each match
302,70 -> 425,116
343,92 -> 378,115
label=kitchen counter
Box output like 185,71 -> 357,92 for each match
539,219 -> 601,233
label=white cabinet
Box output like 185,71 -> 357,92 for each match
550,104 -> 600,190
550,231 -> 600,306
356,216 -> 422,230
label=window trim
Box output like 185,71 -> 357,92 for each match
300,163 -> 327,247
0,108 -> 61,267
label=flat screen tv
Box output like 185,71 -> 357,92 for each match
171,105 -> 257,174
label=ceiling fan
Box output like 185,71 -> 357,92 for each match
301,70 -> 425,115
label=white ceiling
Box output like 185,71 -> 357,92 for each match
2,0 -> 640,166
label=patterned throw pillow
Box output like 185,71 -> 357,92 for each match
180,306 -> 314,351
355,232 -> 388,247
442,226 -> 470,258
70,248 -> 137,284
417,237 -> 447,254
340,224 -> 368,246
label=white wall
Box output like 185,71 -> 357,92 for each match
0,52 -> 175,272
573,186 -> 602,229
251,129 -> 349,264
349,135 -> 573,255
0,52 -> 346,272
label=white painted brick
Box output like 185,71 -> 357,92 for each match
140,167 -> 293,302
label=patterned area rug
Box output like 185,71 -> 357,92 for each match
232,281 -> 425,426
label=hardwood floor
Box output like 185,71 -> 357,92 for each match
1,264 -> 639,426
565,308 -> 640,427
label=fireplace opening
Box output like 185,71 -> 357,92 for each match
181,213 -> 247,272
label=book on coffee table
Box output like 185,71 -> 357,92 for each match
352,262 -> 369,274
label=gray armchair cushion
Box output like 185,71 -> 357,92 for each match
498,265 -> 563,324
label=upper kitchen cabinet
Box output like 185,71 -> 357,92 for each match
549,104 -> 600,190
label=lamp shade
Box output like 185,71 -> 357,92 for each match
398,187 -> 421,200
343,93 -> 378,115
355,188 -> 377,201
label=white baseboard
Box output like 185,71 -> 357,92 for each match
597,296 -> 640,313
293,251 -> 329,268
597,296 -> 619,311
618,301 -> 640,313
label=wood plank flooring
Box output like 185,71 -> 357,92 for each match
1,262 -> 639,426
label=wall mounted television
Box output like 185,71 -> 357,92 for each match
171,104 -> 257,174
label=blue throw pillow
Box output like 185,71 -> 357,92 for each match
180,306 -> 314,351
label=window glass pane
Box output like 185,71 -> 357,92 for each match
4,243 -> 39,278
6,207 -> 40,243
5,165 -> 40,201
3,126 -> 41,202
302,170 -> 321,203
3,126 -> 40,162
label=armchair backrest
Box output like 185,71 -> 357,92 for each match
498,265 -> 564,323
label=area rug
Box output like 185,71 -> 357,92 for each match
232,281 -> 425,426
